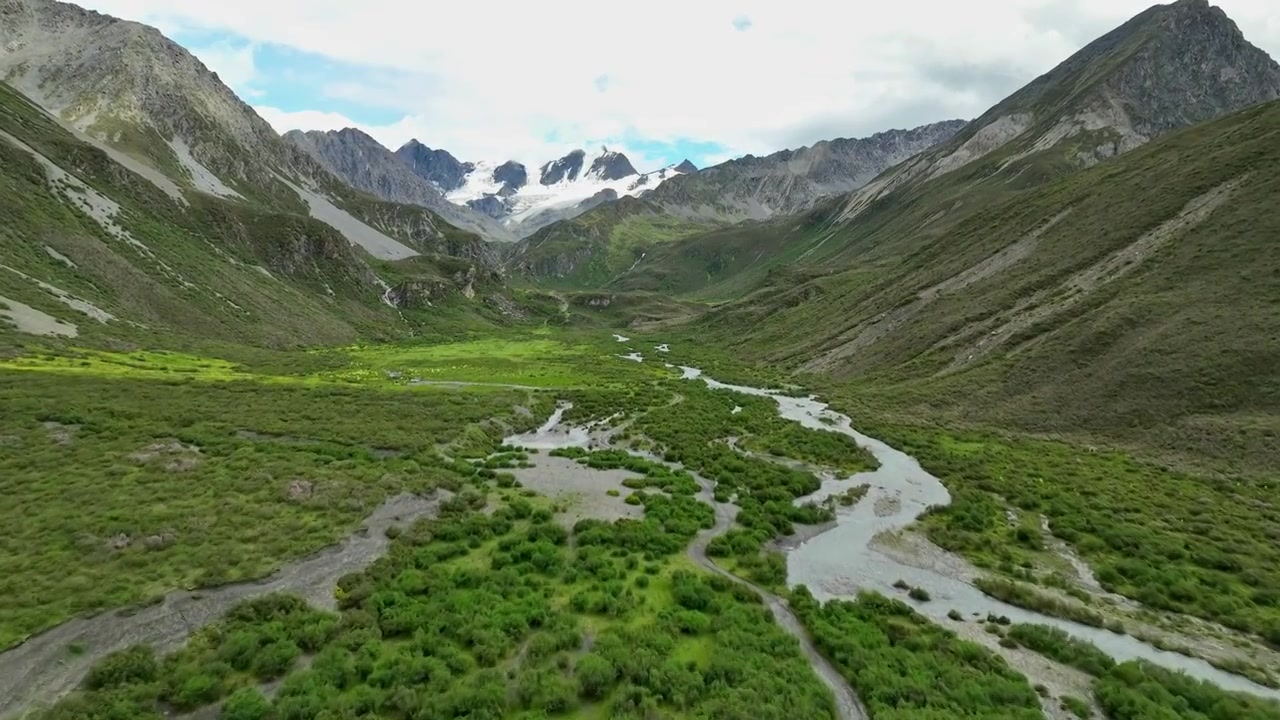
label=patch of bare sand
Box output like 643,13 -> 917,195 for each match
870,529 -> 977,583
508,455 -> 646,527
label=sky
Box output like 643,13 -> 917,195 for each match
80,0 -> 1280,172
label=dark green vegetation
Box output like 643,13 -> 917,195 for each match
507,196 -> 715,288
0,350 -> 543,649
873,422 -> 1280,642
562,380 -> 874,556
1006,625 -> 1117,677
1060,695 -> 1092,719
973,578 -> 1107,629
37,494 -> 839,720
1004,624 -> 1280,720
687,95 -> 1280,476
790,587 -> 1043,718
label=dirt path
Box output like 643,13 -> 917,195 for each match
0,492 -> 449,720
683,477 -> 870,720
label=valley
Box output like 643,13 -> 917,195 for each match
2,334 -> 1279,720
3,0 -> 1280,717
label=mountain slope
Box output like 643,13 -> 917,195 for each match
641,119 -> 967,221
504,196 -> 717,287
7,72 -> 565,346
394,139 -> 475,192
619,0 -> 1280,304
683,96 -> 1280,475
0,0 -> 515,267
836,0 -> 1280,226
509,121 -> 965,286
0,0 -> 567,345
285,129 -> 515,242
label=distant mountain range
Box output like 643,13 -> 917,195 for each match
287,122 -> 972,244
506,120 -> 968,282
284,128 -> 707,241
396,143 -> 697,238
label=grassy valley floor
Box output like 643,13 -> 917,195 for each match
3,329 -> 1278,720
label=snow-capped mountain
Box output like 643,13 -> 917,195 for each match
397,144 -> 695,237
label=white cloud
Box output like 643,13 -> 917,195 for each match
81,0 -> 1280,167
254,105 -> 674,173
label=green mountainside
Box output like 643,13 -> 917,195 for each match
680,97 -> 1280,475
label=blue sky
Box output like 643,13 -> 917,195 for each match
84,0 -> 1280,172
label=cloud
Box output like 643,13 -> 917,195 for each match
732,15 -> 752,31
81,0 -> 1280,170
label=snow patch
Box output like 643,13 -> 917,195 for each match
278,176 -> 418,260
612,334 -> 630,342
169,138 -> 241,198
43,246 -> 77,268
619,352 -> 644,363
0,294 -> 77,337
2,265 -> 114,323
731,406 -> 743,415
655,344 -> 670,353
446,150 -> 689,230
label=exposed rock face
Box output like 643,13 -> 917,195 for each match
674,159 -> 698,174
285,129 -> 512,242
492,160 -> 528,192
466,194 -> 512,219
394,139 -> 475,192
586,149 -> 638,181
384,264 -> 491,309
347,201 -> 503,271
638,120 -> 968,221
539,149 -> 586,185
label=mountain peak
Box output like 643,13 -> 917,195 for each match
492,160 -> 528,193
674,159 -> 698,174
837,0 -> 1280,226
394,140 -> 474,192
586,149 -> 637,181
539,149 -> 587,185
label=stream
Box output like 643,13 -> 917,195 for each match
4,350 -> 1275,718
674,366 -> 1280,700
